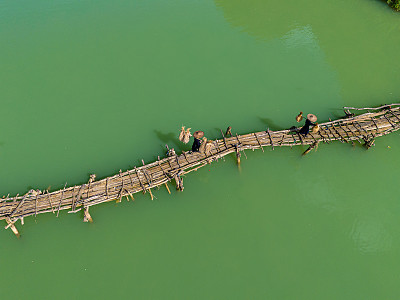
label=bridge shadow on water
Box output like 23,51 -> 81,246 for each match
257,117 -> 287,131
153,130 -> 187,153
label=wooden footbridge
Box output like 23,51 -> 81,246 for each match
2,104 -> 400,237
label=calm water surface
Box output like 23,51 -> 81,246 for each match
1,0 -> 400,299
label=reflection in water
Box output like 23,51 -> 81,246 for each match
282,25 -> 320,52
350,217 -> 393,254
214,0 -> 400,101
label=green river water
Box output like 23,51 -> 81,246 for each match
1,0 -> 400,299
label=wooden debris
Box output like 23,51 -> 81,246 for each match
83,207 -> 93,223
5,218 -> 20,237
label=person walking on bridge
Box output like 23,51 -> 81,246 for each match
299,114 -> 317,136
192,131 -> 204,152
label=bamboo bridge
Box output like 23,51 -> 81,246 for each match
2,104 -> 400,237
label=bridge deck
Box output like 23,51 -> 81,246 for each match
2,104 -> 400,236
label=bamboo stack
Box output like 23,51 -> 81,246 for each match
2,104 -> 400,237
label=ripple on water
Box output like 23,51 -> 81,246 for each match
350,217 -> 393,254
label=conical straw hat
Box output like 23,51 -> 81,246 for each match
307,114 -> 317,122
193,131 -> 204,139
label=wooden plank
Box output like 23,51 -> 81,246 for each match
46,189 -> 55,214
236,134 -> 247,159
34,193 -> 38,217
105,178 -> 109,199
134,167 -> 146,193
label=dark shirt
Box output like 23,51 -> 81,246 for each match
192,138 -> 201,152
299,119 -> 313,136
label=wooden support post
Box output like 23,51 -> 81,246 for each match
158,160 -> 170,181
316,129 -> 328,144
337,123 -> 353,141
387,109 -> 400,122
302,142 -> 319,156
134,167 -> 146,194
214,140 -> 221,153
332,124 -> 347,143
383,114 -> 396,129
148,188 -> 154,201
353,120 -> 369,136
174,155 -> 182,169
344,123 -> 362,143
220,129 -> 228,149
253,132 -> 264,152
9,194 -> 27,218
236,134 -> 247,159
326,124 -> 341,142
117,170 -> 125,203
308,132 -> 318,143
71,184 -> 84,212
83,207 -> 93,223
127,171 -> 136,191
225,126 -> 232,137
290,131 -> 297,146
56,182 -> 68,217
363,136 -> 375,149
320,126 -> 333,142
5,218 -> 20,238
235,146 -> 241,165
296,132 -> 304,145
266,128 -> 275,150
46,188 -> 56,214
125,189 -> 134,201
174,174 -> 184,191
369,117 -> 380,132
165,183 -> 171,194
278,134 -> 285,146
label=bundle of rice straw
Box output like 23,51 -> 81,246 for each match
183,128 -> 192,144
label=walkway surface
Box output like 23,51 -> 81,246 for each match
2,104 -> 400,236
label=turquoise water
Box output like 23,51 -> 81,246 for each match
1,0 -> 400,299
